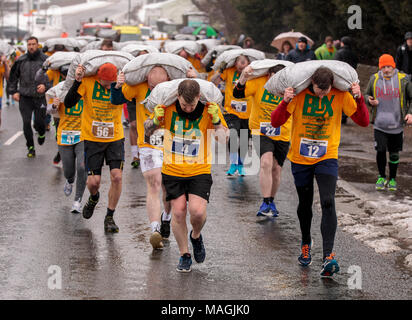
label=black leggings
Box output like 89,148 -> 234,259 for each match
296,173 -> 337,259
18,96 -> 46,148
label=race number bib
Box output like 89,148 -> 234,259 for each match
230,100 -> 247,113
61,130 -> 81,145
171,136 -> 201,157
92,121 -> 114,139
299,138 -> 328,159
145,129 -> 164,147
260,122 -> 280,137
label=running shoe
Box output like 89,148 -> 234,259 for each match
257,201 -> 272,217
122,120 -> 129,128
237,164 -> 246,176
298,241 -> 313,266
82,193 -> 99,219
375,176 -> 387,190
71,200 -> 81,214
27,146 -> 36,158
269,201 -> 279,217
104,215 -> 119,233
64,181 -> 73,197
150,231 -> 164,249
226,164 -> 238,176
388,179 -> 397,191
176,253 -> 192,273
190,231 -> 206,263
131,158 -> 140,169
160,212 -> 171,239
53,152 -> 61,166
38,134 -> 45,145
320,253 -> 340,278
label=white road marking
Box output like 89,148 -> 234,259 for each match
4,131 -> 23,146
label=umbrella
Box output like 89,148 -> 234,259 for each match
193,25 -> 218,38
179,26 -> 195,35
271,31 -> 314,50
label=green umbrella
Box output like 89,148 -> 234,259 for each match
193,25 -> 218,37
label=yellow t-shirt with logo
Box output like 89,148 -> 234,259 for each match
122,82 -> 163,150
0,64 -> 5,98
47,70 -> 64,87
160,103 -> 228,177
287,88 -> 357,165
244,76 -> 291,142
221,67 -> 253,119
56,100 -> 84,146
188,55 -> 205,74
77,76 -> 124,143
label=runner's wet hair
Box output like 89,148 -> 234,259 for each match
178,80 -> 200,104
311,67 -> 334,90
268,64 -> 285,76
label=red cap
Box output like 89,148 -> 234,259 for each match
379,54 -> 396,69
97,63 -> 117,81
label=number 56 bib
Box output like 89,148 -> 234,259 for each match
92,121 -> 114,139
299,138 -> 328,159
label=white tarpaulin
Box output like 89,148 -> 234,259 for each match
248,59 -> 294,79
121,44 -> 159,57
201,45 -> 241,66
43,51 -> 80,70
43,38 -> 81,52
64,50 -> 133,91
0,40 -> 15,57
212,48 -> 265,71
80,40 -> 122,52
264,60 -> 359,96
164,40 -> 201,56
122,52 -> 198,86
46,81 -> 68,101
143,78 -> 223,112
196,39 -> 220,50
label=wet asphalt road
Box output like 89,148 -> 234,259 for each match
0,103 -> 411,300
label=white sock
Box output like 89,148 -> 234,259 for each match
151,221 -> 161,233
131,145 -> 139,159
162,211 -> 172,221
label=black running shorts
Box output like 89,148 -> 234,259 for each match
374,129 -> 403,153
84,138 -> 125,175
253,135 -> 290,167
162,173 -> 213,202
126,100 -> 136,122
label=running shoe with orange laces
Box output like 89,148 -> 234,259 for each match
320,253 -> 340,278
298,241 -> 312,266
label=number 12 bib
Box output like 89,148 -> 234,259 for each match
299,138 -> 328,159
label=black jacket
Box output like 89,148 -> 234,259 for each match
285,47 -> 316,63
335,46 -> 358,70
395,43 -> 412,76
7,49 -> 48,98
